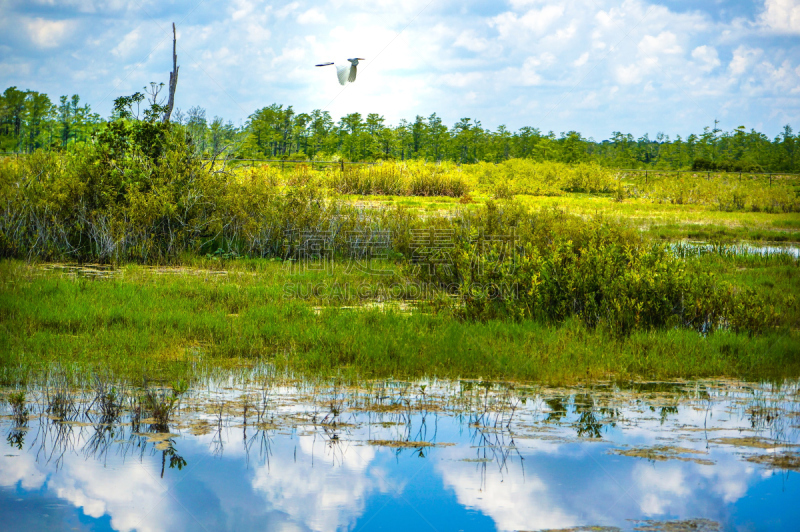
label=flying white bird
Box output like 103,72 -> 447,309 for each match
315,58 -> 365,85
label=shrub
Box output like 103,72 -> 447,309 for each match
411,202 -> 778,335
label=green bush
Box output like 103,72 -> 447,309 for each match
410,202 -> 779,335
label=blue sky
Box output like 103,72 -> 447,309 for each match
1,0 -> 799,139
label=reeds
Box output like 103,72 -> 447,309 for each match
2,148 -> 796,266
139,379 -> 188,428
327,161 -> 470,197
465,159 -> 615,196
45,370 -> 79,420
630,173 -> 800,213
90,374 -> 124,422
7,390 -> 27,423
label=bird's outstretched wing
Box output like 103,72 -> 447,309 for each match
336,65 -> 350,85
348,65 -> 357,83
315,62 -> 334,67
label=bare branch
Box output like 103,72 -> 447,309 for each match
162,23 -> 179,124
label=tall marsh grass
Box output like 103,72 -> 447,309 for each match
465,160 -> 616,197
629,174 -> 800,213
327,161 -> 470,197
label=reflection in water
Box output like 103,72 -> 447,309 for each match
1,376 -> 799,531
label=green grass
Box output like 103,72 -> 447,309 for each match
3,153 -> 799,385
644,223 -> 799,242
2,259 -> 798,385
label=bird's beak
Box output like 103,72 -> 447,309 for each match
358,58 -> 365,60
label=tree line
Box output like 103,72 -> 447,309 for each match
2,85 -> 798,172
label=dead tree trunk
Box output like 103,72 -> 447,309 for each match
162,23 -> 179,124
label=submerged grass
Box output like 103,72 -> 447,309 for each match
1,259 -> 798,385
7,390 -> 27,423
138,379 -> 188,428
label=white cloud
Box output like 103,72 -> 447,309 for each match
25,18 -> 72,48
231,0 -> 263,22
614,31 -> 685,84
573,52 -> 589,67
251,437 -> 382,532
24,0 -> 134,14
271,45 -> 306,67
0,444 -> 173,532
691,45 -> 721,72
491,4 -> 565,41
439,71 -> 483,88
616,63 -> 643,84
635,465 -> 689,515
760,0 -> 800,33
504,55 -> 552,86
0,453 -> 46,490
454,30 -> 501,54
50,463 -> 170,532
112,28 -> 142,58
276,2 -> 300,19
436,456 -> 577,531
297,8 -> 327,25
729,45 -> 763,76
638,31 -> 682,56
758,58 -> 800,93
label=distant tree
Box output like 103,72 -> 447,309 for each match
186,106 -> 208,153
0,87 -> 27,151
4,83 -> 800,172
23,91 -> 55,152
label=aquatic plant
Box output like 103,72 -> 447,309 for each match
2,253 -> 798,384
44,370 -> 78,420
139,379 -> 189,428
7,390 -> 27,422
625,171 -> 800,213
90,374 -> 123,422
413,202 -> 783,335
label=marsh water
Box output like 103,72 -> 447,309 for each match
1,374 -> 799,532
672,241 -> 800,259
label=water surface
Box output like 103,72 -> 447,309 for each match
1,376 -> 798,531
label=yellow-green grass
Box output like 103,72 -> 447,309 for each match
339,192 -> 800,242
193,160 -> 800,241
514,195 -> 800,242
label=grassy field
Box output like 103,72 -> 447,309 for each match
1,252 -> 798,385
322,161 -> 800,242
344,192 -> 800,242
1,155 -> 799,386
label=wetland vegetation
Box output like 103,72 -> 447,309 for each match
1,252 -> 799,385
1,88 -> 799,386
1,77 -> 800,532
